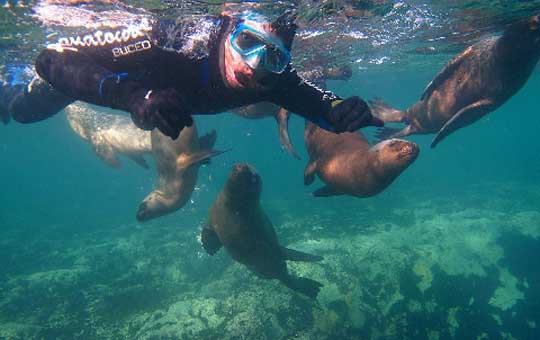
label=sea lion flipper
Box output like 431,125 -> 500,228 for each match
177,149 -> 228,170
304,160 -> 317,185
374,125 -> 413,142
369,98 -> 405,122
421,46 -> 474,101
283,275 -> 323,299
275,108 -> 300,160
313,185 -> 342,197
198,130 -> 217,150
281,246 -> 323,262
200,224 -> 222,255
431,99 -> 494,148
92,138 -> 121,168
128,154 -> 150,169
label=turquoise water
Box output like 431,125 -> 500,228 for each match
1,1 -> 540,339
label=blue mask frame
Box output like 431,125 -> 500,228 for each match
230,22 -> 291,74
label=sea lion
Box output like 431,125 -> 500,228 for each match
201,163 -> 323,299
231,64 -> 353,159
65,102 -> 151,168
136,122 -> 225,221
371,15 -> 540,148
304,120 -> 419,197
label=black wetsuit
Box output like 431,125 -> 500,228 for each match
4,14 -> 379,136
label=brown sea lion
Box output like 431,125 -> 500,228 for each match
304,120 -> 419,197
136,123 -> 226,221
65,102 -> 151,168
201,163 -> 323,299
231,64 -> 353,159
371,15 -> 540,148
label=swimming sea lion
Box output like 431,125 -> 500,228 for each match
136,122 -> 226,221
65,102 -> 151,168
304,120 -> 419,197
371,15 -> 540,148
231,64 -> 353,159
201,163 -> 324,299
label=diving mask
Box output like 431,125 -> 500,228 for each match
230,22 -> 291,74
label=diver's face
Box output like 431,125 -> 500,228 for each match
223,19 -> 278,89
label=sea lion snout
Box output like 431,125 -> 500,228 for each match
227,163 -> 262,196
378,139 -> 419,163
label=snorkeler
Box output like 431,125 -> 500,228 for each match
0,11 -> 383,139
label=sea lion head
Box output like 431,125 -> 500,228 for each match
224,163 -> 262,201
136,191 -> 173,221
371,139 -> 419,177
502,15 -> 540,50
323,64 -> 353,81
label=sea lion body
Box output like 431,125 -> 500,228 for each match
372,16 -> 540,147
304,121 -> 419,197
136,123 -> 225,221
201,163 -> 323,299
65,102 -> 151,168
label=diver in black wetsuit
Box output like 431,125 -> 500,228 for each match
0,11 -> 382,139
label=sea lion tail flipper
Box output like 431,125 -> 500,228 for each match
275,108 -> 300,160
369,98 -> 405,122
128,154 -> 150,169
92,137 -> 121,168
313,185 -> 342,197
431,99 -> 494,148
200,224 -> 222,255
281,246 -> 323,262
304,160 -> 317,185
283,275 -> 323,299
198,130 -> 217,149
178,149 -> 229,169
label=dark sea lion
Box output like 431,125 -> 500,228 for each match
304,120 -> 419,197
136,122 -> 226,221
231,64 -> 353,159
201,163 -> 323,299
65,102 -> 151,168
371,15 -> 540,148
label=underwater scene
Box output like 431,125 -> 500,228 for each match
1,0 -> 540,339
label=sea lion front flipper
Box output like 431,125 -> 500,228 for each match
127,154 -> 150,169
304,160 -> 317,185
275,108 -> 300,160
177,149 -> 229,170
431,99 -> 494,148
281,246 -> 323,262
313,185 -> 342,197
91,137 -> 121,168
200,223 -> 222,255
198,130 -> 217,150
421,45 -> 474,101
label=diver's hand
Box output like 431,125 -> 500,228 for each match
325,96 -> 384,132
129,88 -> 193,139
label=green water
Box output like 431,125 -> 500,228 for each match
1,1 -> 540,339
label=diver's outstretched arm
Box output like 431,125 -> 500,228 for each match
35,49 -> 192,139
267,67 -> 382,132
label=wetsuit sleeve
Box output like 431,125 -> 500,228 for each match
266,67 -> 340,129
35,48 -> 147,113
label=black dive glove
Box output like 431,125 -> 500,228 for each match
320,96 -> 384,132
128,88 -> 193,140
